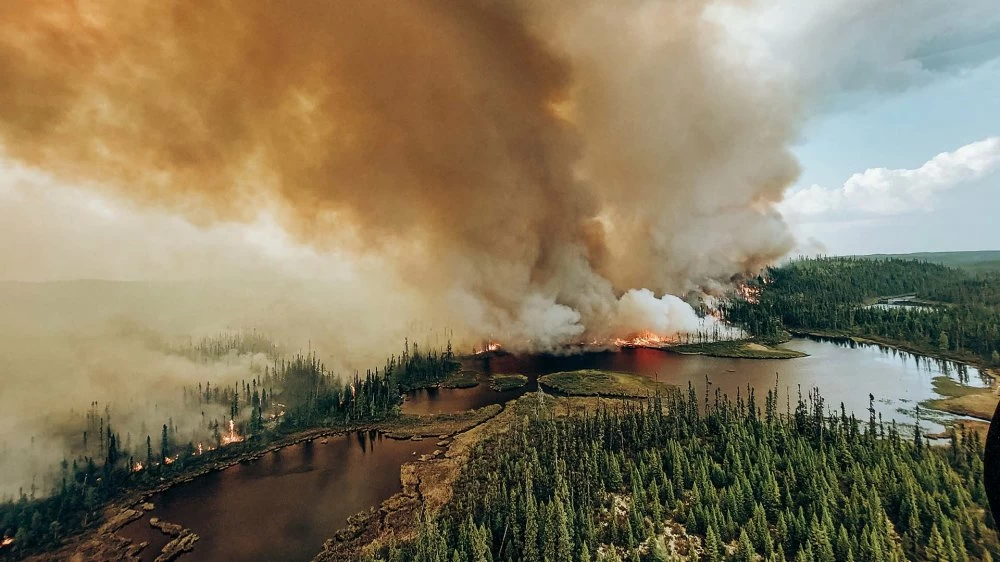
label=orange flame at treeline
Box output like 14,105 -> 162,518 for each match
474,331 -> 685,352
468,286 -> 760,353
222,419 -> 243,445
737,284 -> 762,304
473,341 -> 503,355
611,331 -> 678,348
1,537 -> 14,548
130,429 -> 241,474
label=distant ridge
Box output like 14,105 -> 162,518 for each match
853,250 -> 1000,272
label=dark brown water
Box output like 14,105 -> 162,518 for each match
119,432 -> 435,562
402,372 -> 528,414
120,337 -> 990,562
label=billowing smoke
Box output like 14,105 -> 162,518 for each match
0,0 -> 798,350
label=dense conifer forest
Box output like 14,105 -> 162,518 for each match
387,387 -> 997,562
722,257 -> 1000,365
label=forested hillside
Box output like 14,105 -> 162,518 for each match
859,252 -> 1000,274
384,388 -> 997,561
723,257 -> 1000,365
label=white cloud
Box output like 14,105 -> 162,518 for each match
779,136 -> 1000,218
709,0 -> 1000,100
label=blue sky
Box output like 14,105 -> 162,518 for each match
784,54 -> 1000,255
707,0 -> 1000,256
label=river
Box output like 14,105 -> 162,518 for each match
120,337 -> 993,561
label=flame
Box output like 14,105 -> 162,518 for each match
221,419 -> 243,445
473,341 -> 502,355
612,331 -> 673,348
164,455 -> 177,465
1,537 -> 13,548
132,461 -> 144,472
736,283 -> 761,304
197,443 -> 204,455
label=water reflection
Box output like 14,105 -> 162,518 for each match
120,337 -> 992,562
119,433 -> 435,562
406,337 -> 991,438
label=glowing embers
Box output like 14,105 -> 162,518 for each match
221,419 -> 243,445
1,536 -> 13,548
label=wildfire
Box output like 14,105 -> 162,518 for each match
612,331 -> 673,348
2,536 -> 14,548
737,283 -> 761,304
221,419 -> 243,445
133,461 -> 144,472
164,455 -> 177,465
197,442 -> 204,455
474,341 -> 502,355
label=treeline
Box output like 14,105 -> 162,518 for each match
723,257 -> 1000,364
385,386 -> 997,562
0,341 -> 459,558
167,329 -> 283,363
391,339 -> 460,391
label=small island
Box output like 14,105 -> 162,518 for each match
539,369 -> 672,397
440,370 -> 481,388
668,339 -> 807,359
489,373 -> 528,391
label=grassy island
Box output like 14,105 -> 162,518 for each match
668,339 -> 807,359
538,369 -> 671,397
489,373 -> 529,391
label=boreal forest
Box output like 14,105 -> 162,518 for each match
722,257 -> 1000,366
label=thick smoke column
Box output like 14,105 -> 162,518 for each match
0,0 -> 798,349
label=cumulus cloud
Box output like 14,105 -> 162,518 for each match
780,137 -> 1000,218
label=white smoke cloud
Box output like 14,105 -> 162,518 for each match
780,136 -> 1000,218
613,289 -> 703,335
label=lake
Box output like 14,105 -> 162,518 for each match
119,432 -> 436,562
411,337 -> 991,436
120,337 -> 993,561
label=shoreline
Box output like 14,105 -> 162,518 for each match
26,335 -> 998,560
28,403 -> 502,562
790,328 -> 999,433
27,422 -> 387,562
313,393 -> 637,561
789,328 -> 998,382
